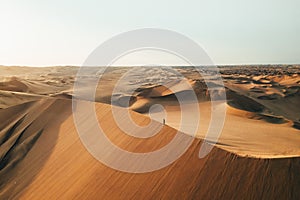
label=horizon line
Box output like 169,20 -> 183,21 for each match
0,63 -> 299,68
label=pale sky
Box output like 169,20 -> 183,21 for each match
0,0 -> 299,66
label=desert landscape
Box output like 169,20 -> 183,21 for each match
0,65 -> 299,199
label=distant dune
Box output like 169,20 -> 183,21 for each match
0,65 -> 299,199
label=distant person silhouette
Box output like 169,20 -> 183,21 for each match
163,118 -> 165,125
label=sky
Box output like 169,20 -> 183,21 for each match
0,0 -> 299,66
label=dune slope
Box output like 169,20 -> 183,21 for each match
0,99 -> 299,199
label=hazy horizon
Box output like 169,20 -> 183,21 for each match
1,64 -> 299,68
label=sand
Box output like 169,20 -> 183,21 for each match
0,65 -> 300,199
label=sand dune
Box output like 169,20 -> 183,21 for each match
149,101 -> 300,158
0,99 -> 71,198
225,76 -> 300,126
0,99 -> 299,199
0,65 -> 300,199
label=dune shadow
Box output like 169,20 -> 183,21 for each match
0,99 -> 71,199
